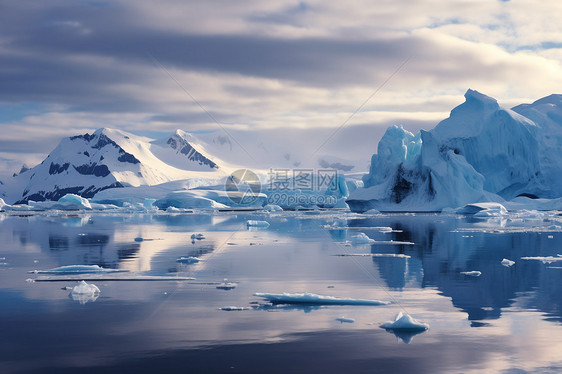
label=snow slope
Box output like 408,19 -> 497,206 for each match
4,128 -> 232,204
348,89 -> 562,212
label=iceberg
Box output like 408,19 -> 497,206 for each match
348,89 -> 562,212
380,312 -> 429,331
190,233 -> 205,240
501,258 -> 515,267
456,202 -> 507,216
57,194 -> 92,209
351,233 -> 375,245
70,280 -> 100,304
253,292 -> 390,305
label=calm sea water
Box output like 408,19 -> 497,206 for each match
1,211 -> 562,373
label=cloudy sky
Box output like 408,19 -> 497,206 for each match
1,0 -> 562,174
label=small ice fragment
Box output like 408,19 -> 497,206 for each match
548,235 -> 554,239
460,271 -> 481,276
253,292 -> 390,306
501,258 -> 515,267
263,204 -> 283,212
336,317 -> 355,323
216,279 -> 237,290
190,233 -> 205,240
70,280 -> 100,304
380,312 -> 429,331
351,233 -> 375,245
134,237 -> 144,242
25,278 -> 35,283
176,256 -> 200,264
219,306 -> 249,311
246,220 -> 270,228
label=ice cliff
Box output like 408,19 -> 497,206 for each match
347,89 -> 562,212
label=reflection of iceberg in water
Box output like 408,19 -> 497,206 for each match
383,328 -> 427,344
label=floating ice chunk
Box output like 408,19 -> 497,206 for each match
58,194 -> 92,209
219,306 -> 250,311
216,279 -> 237,290
501,258 -> 515,267
166,206 -> 181,213
30,265 -> 129,274
25,278 -> 35,283
336,317 -> 355,323
246,220 -> 270,228
70,280 -> 100,304
460,271 -> 482,276
264,204 -> 283,212
335,253 -> 411,259
457,203 -> 507,216
190,233 -> 205,240
549,225 -> 562,230
380,312 -> 429,331
35,274 -> 196,282
351,233 -> 375,245
253,292 -> 390,306
176,256 -> 200,264
521,255 -> 562,264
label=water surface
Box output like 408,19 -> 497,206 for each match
1,211 -> 562,373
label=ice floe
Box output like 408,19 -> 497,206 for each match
334,253 -> 411,259
70,280 -> 100,304
176,256 -> 200,264
460,271 -> 482,276
521,255 -> 562,264
501,258 -> 515,267
34,274 -> 197,282
29,265 -> 129,275
216,279 -> 237,290
219,306 -> 250,311
253,292 -> 390,305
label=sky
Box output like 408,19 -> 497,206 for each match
1,0 -> 562,176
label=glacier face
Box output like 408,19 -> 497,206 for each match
5,128 -> 228,204
347,89 -> 562,212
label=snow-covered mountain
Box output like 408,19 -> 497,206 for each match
4,128 -> 232,204
347,89 -> 562,212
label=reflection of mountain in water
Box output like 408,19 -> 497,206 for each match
349,215 -> 562,323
